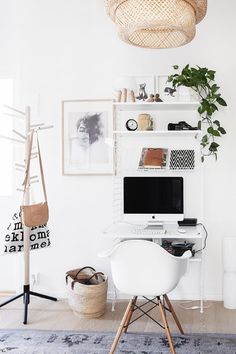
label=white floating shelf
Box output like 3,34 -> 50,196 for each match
114,102 -> 200,111
113,130 -> 201,136
106,232 -> 202,240
115,169 -> 197,177
156,233 -> 202,240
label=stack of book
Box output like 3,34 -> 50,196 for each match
138,148 -> 167,170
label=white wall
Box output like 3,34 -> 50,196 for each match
0,0 -> 236,300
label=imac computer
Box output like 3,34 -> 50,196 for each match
123,176 -> 184,227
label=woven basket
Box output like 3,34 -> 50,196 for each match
105,0 -> 207,48
66,267 -> 108,319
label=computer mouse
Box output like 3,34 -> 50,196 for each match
178,228 -> 186,234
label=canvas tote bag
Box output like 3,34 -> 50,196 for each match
21,130 -> 49,227
2,210 -> 51,254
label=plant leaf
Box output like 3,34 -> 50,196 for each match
198,105 -> 204,114
207,127 -> 214,134
211,84 -> 220,93
216,97 -> 227,106
207,127 -> 220,137
209,142 -> 219,152
213,120 -> 220,127
218,126 -> 226,134
207,70 -> 215,80
211,103 -> 218,112
212,130 -> 221,137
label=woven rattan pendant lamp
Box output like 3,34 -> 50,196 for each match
105,0 -> 207,48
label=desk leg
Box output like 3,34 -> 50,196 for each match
200,235 -> 204,314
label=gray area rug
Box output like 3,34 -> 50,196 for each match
0,329 -> 236,353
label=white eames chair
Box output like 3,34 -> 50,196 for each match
100,240 -> 191,354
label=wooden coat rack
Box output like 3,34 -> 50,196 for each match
0,105 -> 56,324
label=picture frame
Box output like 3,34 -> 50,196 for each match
62,99 -> 114,175
155,75 -> 178,102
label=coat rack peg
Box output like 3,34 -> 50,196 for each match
12,130 -> 27,140
36,125 -> 54,131
3,112 -> 25,121
15,167 -> 24,172
16,188 -> 24,192
30,175 -> 38,180
30,123 -> 45,128
3,104 -> 26,116
31,152 -> 38,157
15,163 -> 25,168
0,135 -> 25,144
30,179 -> 39,185
24,155 -> 37,163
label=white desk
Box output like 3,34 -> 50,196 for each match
104,222 -> 202,240
104,222 -> 205,312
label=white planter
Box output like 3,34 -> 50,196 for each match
178,86 -> 191,102
178,87 -> 199,102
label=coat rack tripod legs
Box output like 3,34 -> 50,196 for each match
0,284 -> 57,325
0,105 -> 57,324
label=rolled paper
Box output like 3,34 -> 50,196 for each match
130,90 -> 136,102
117,90 -> 122,102
122,88 -> 127,102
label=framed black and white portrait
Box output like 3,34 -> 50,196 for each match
62,99 -> 114,175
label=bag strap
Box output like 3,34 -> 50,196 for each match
36,131 -> 47,202
22,130 -> 47,205
65,266 -> 96,284
71,272 -> 105,290
74,266 -> 96,279
22,130 -> 35,199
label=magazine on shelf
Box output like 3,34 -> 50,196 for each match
138,148 -> 168,169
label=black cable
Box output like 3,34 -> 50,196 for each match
195,222 -> 208,254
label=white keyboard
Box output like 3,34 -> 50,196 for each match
132,228 -> 166,235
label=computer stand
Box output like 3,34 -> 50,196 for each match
0,285 -> 57,324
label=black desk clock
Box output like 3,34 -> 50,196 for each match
125,119 -> 138,131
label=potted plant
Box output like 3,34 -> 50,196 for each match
168,65 -> 227,161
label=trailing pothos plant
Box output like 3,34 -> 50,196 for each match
167,65 -> 227,161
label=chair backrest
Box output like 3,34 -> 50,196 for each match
108,240 -> 189,296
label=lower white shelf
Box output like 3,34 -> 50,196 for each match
113,130 -> 201,137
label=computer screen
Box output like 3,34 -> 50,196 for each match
123,176 -> 184,222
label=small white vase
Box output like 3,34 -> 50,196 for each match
178,86 -> 191,102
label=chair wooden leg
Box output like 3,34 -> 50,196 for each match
159,297 -> 176,354
164,294 -> 184,335
109,299 -> 133,354
123,296 -> 137,333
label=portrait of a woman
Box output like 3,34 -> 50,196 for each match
70,112 -> 109,167
63,99 -> 113,175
